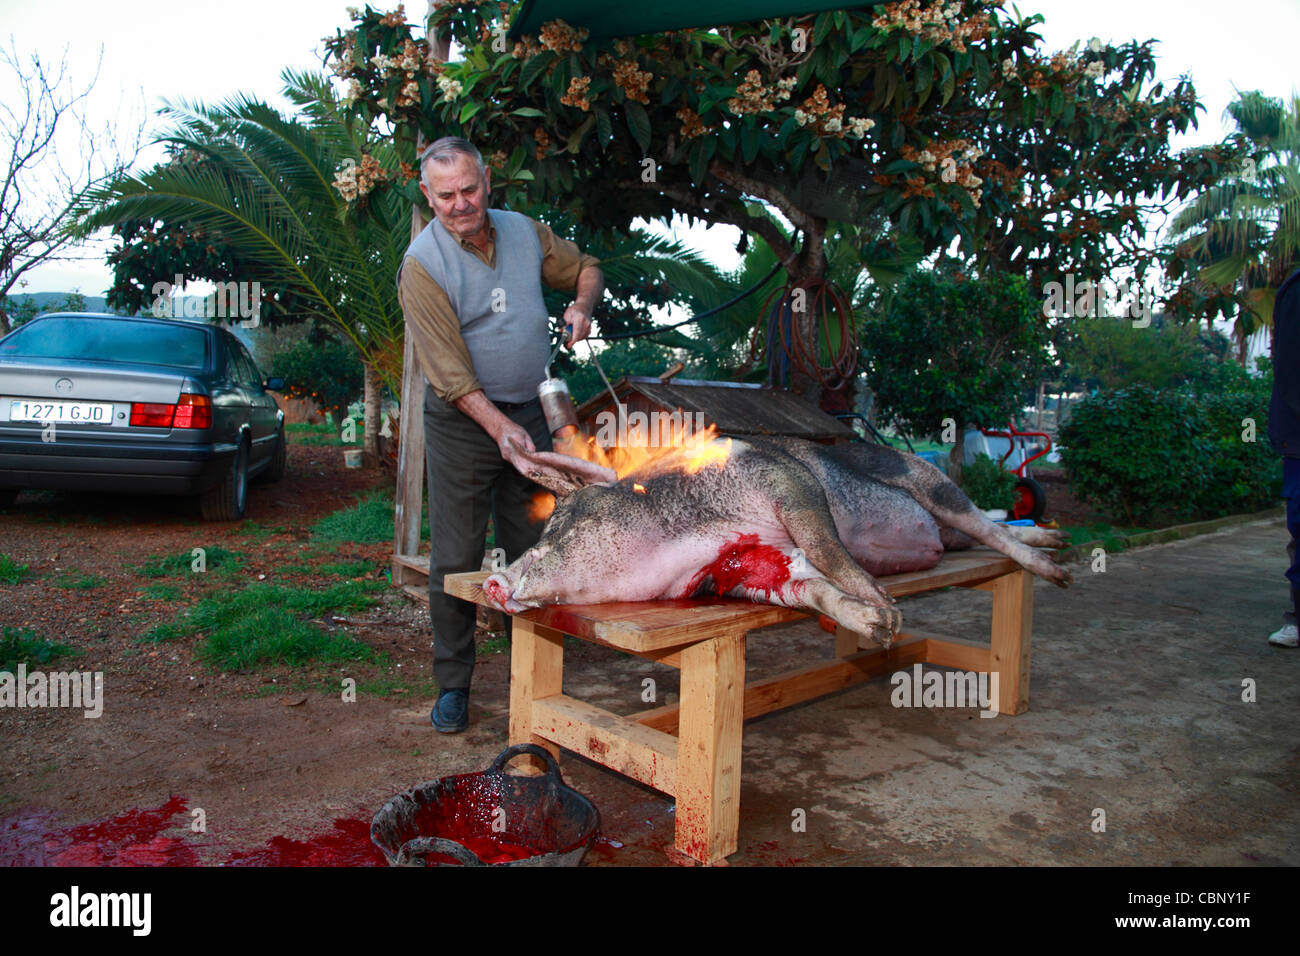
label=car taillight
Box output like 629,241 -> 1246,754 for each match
173,393 -> 212,429
129,393 -> 212,429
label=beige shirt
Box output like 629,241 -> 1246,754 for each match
399,216 -> 600,404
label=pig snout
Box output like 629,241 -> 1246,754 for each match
481,547 -> 546,614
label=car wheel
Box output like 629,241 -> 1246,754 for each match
0,489 -> 17,510
261,425 -> 287,483
200,441 -> 248,521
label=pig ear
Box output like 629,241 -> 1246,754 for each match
510,443 -> 616,498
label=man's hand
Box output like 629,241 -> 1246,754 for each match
562,304 -> 591,347
563,263 -> 604,347
497,422 -> 536,473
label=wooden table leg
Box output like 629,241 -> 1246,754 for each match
986,569 -> 1033,716
508,617 -> 564,770
674,631 -> 745,864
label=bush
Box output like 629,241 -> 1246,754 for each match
1061,366 -> 1277,525
961,453 -> 1017,511
271,337 -> 363,436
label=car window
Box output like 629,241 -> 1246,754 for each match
236,346 -> 264,392
0,317 -> 208,369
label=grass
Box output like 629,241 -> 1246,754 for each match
140,583 -> 184,601
0,627 -> 78,670
478,635 -> 509,656
51,572 -> 107,590
279,559 -> 377,578
0,553 -> 29,585
237,520 -> 285,540
1061,522 -> 1151,554
135,546 -> 245,578
143,580 -> 384,671
287,421 -> 365,448
310,489 -> 397,544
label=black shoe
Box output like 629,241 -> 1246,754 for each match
430,689 -> 469,733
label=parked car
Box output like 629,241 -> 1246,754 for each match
0,313 -> 286,520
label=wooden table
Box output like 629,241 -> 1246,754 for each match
444,548 -> 1034,865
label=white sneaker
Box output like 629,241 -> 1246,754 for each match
1268,624 -> 1299,647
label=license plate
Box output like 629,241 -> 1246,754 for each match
10,399 -> 114,424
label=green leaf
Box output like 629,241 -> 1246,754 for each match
459,100 -> 484,123
567,114 -> 595,153
595,107 -> 612,147
511,107 -> 546,118
688,138 -> 708,185
625,100 -> 651,154
973,52 -> 990,91
520,52 -> 554,91
741,117 -> 759,164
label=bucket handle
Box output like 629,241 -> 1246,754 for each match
487,743 -> 563,782
397,836 -> 487,867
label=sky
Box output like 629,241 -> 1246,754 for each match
3,0 -> 1298,296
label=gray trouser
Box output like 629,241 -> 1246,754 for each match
424,386 -> 552,691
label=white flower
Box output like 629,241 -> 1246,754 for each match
437,76 -> 464,101
346,6 -> 360,16
1001,57 -> 1015,77
825,117 -> 842,133
1088,37 -> 1103,53
1085,61 -> 1105,78
794,109 -> 810,126
940,157 -> 957,182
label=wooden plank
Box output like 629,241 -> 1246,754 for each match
401,584 -> 429,605
986,569 -> 1033,716
444,571 -> 805,652
531,696 -> 678,795
883,550 -> 1019,597
393,553 -> 431,573
674,632 -> 745,864
911,632 -> 991,672
635,635 -> 931,735
508,618 -> 565,769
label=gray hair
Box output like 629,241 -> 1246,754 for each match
419,137 -> 486,180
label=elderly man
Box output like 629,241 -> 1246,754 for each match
398,136 -> 604,731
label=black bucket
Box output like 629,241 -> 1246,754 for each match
370,744 -> 600,867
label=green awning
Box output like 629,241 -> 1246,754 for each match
508,1 -> 883,40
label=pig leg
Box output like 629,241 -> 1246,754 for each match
848,448 -> 1072,587
938,523 -> 1067,550
760,480 -> 905,643
727,574 -> 901,649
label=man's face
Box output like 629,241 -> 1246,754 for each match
420,153 -> 491,243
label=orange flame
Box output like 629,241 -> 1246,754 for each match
553,409 -> 728,479
528,491 -> 556,522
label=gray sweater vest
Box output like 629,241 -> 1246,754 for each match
401,209 -> 551,403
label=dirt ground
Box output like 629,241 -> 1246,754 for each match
1,445 -> 1295,866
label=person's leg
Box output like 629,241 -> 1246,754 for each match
1270,457 -> 1300,646
425,386 -> 504,691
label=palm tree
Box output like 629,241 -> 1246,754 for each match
1166,90 -> 1300,362
78,69 -> 409,456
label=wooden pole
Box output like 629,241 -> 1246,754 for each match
392,1 -> 450,589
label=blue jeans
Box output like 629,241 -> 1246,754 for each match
1285,458 -> 1300,625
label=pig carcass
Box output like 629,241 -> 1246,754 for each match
482,436 -> 1070,648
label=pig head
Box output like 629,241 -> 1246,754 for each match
484,436 -> 1071,649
